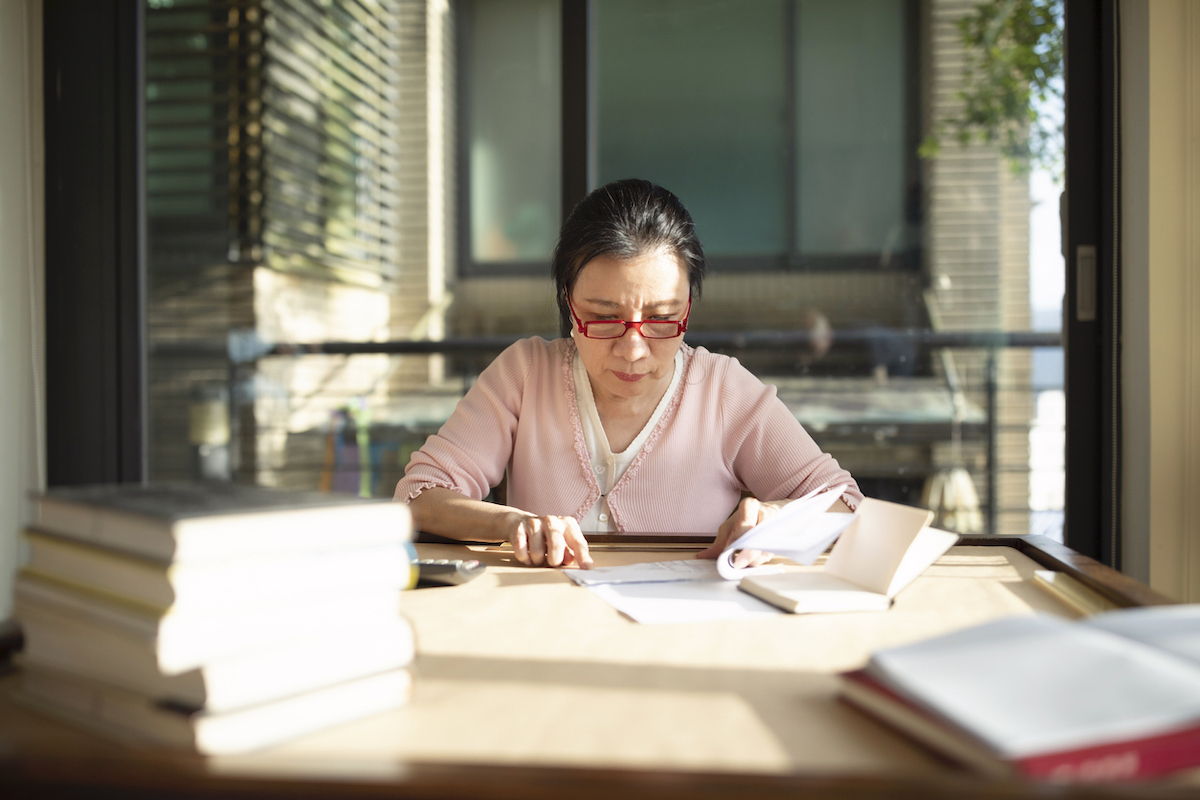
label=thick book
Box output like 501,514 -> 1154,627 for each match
16,664 -> 413,755
16,602 -> 416,713
738,497 -> 958,614
22,530 -> 418,613
31,482 -> 411,563
839,607 -> 1200,781
15,568 -> 405,674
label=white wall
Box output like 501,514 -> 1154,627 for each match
0,0 -> 44,618
1122,0 -> 1200,601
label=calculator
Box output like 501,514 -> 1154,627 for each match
414,558 -> 486,588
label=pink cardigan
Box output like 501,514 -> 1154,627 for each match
394,337 -> 862,533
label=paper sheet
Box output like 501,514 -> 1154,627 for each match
566,559 -> 730,586
714,486 -> 855,579
586,580 -> 783,624
823,498 -> 935,595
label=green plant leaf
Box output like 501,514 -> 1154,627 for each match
922,0 -> 1063,180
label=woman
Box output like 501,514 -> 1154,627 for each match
395,179 -> 862,568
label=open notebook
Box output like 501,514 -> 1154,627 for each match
566,485 -> 855,588
737,497 -> 959,613
566,491 -> 957,623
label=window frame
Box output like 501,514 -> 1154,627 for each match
43,0 -> 147,487
1061,0 -> 1121,564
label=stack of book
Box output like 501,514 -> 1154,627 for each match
14,482 -> 417,755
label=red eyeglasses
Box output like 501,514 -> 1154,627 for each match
569,296 -> 691,340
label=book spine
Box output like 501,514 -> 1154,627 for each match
838,673 -> 1012,778
1018,725 -> 1200,781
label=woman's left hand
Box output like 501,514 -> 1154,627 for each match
696,496 -> 789,567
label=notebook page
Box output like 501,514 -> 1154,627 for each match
1083,605 -> 1200,664
884,526 -> 959,598
823,498 -> 933,595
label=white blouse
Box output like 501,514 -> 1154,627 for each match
573,349 -> 684,532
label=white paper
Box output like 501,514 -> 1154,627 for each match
823,498 -> 936,595
566,559 -> 727,586
1082,605 -> 1200,665
715,487 -> 855,579
586,580 -> 783,624
884,526 -> 959,597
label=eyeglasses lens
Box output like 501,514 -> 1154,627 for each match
586,322 -> 680,339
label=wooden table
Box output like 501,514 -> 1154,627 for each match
1,535 -> 1194,799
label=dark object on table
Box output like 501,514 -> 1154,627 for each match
415,559 -> 486,588
0,619 -> 24,676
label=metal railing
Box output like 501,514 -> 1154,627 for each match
150,328 -> 1064,536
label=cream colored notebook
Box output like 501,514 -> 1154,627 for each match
738,498 -> 958,614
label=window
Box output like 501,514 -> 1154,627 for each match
46,0 -> 1088,548
461,0 -> 917,272
460,0 -> 561,271
596,0 -> 914,268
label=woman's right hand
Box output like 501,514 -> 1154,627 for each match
505,512 -> 593,569
407,488 -> 593,569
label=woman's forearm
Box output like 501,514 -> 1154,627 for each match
407,487 -> 592,569
407,486 -> 527,542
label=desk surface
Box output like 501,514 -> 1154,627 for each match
1,537 -> 1193,799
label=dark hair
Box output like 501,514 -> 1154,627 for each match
552,179 -> 705,337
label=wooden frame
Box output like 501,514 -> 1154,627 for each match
957,536 -> 1172,609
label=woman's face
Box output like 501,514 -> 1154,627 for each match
569,248 -> 691,406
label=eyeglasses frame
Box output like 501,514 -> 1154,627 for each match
568,295 -> 692,340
